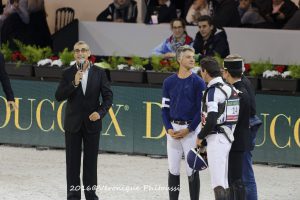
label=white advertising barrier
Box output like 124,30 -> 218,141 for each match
79,21 -> 300,65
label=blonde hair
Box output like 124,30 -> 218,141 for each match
176,45 -> 195,62
73,41 -> 90,50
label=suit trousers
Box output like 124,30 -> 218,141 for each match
65,124 -> 100,200
228,151 -> 244,185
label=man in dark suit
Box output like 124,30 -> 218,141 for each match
0,52 -> 17,111
55,41 -> 113,200
222,55 -> 251,200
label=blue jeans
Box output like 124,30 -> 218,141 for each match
243,151 -> 257,200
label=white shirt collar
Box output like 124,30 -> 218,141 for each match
207,77 -> 224,87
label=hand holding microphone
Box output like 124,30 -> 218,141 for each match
74,56 -> 85,86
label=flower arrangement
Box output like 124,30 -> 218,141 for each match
151,55 -> 179,72
247,60 -> 273,77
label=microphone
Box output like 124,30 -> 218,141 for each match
79,56 -> 85,71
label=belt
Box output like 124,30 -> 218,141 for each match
171,120 -> 192,125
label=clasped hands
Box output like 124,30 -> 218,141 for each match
167,128 -> 189,139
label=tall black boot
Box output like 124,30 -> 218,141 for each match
232,179 -> 246,200
188,171 -> 200,200
214,186 -> 227,200
168,171 -> 180,200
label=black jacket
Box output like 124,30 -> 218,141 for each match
144,3 -> 177,24
213,0 -> 241,27
193,28 -> 230,58
55,65 -> 113,133
231,81 -> 251,151
96,0 -> 138,23
241,75 -> 256,117
0,53 -> 14,101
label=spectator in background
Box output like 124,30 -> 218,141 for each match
27,0 -> 52,47
212,0 -> 241,27
185,0 -> 211,25
193,15 -> 229,59
0,0 -> 29,29
238,0 -> 265,26
263,0 -> 298,29
96,0 -> 138,23
152,18 -> 193,59
283,0 -> 300,30
1,0 -> 52,48
144,0 -> 177,24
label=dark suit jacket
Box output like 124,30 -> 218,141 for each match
55,64 -> 113,133
0,53 -> 14,101
231,81 -> 251,151
241,75 -> 256,117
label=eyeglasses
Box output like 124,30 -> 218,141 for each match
74,48 -> 89,53
172,26 -> 183,30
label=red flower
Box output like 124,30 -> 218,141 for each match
274,65 -> 286,73
244,63 -> 251,72
11,51 -> 27,62
50,55 -> 59,61
89,55 -> 96,63
160,59 -> 170,67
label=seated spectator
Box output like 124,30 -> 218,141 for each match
283,0 -> 300,30
152,18 -> 193,58
185,0 -> 211,25
212,0 -> 241,27
193,15 -> 229,58
238,0 -> 265,26
27,0 -> 52,47
263,0 -> 298,29
1,0 -> 52,48
144,0 -> 177,24
0,0 -> 29,30
96,0 -> 138,23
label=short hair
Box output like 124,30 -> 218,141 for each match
200,56 -> 221,77
176,45 -> 195,62
198,15 -> 214,26
223,54 -> 244,78
73,41 -> 90,50
170,18 -> 186,29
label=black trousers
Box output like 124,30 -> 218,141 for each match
65,125 -> 100,200
228,151 -> 244,185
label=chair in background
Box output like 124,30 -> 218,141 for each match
55,7 -> 75,32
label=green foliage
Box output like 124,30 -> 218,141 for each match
108,55 -> 127,70
0,42 -> 12,62
249,60 -> 273,77
59,48 -> 74,65
150,55 -> 179,72
288,65 -> 300,79
94,59 -> 112,69
13,39 -> 53,64
213,53 -> 224,68
130,56 -> 148,71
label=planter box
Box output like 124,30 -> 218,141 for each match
246,76 -> 260,90
110,70 -> 145,83
34,65 -> 64,79
261,78 -> 299,92
146,71 -> 174,85
5,63 -> 33,77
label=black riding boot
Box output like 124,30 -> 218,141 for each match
232,179 -> 246,200
168,171 -> 180,200
188,171 -> 200,200
214,186 -> 227,200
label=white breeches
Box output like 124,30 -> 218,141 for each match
167,123 -> 200,177
206,133 -> 231,189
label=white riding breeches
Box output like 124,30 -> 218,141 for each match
206,133 -> 231,189
167,122 -> 200,177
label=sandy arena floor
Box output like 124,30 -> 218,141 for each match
0,145 -> 299,200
